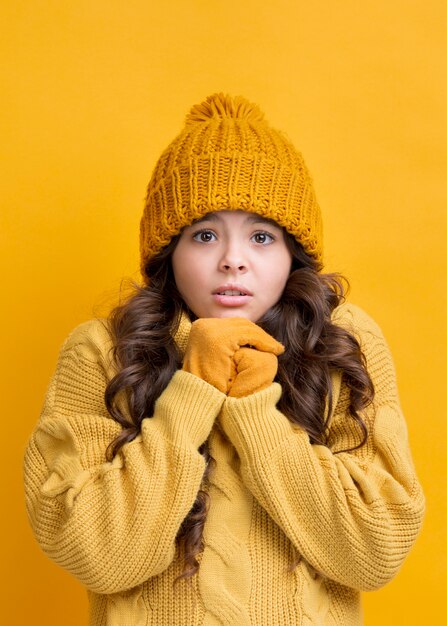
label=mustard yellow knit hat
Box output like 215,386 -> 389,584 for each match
140,93 -> 323,280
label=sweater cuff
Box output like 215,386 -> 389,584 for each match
220,383 -> 308,460
148,369 -> 226,449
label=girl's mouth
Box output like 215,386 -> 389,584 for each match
212,284 -> 253,307
212,292 -> 252,307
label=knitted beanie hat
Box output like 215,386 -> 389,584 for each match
140,92 -> 322,281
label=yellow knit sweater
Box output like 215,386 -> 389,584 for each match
24,302 -> 424,626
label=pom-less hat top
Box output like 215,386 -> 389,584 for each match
139,93 -> 323,281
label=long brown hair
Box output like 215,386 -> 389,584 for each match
104,230 -> 374,581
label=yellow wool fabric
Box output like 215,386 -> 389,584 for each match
24,303 -> 424,625
139,93 -> 323,281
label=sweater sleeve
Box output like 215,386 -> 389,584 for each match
218,304 -> 425,591
24,319 -> 226,595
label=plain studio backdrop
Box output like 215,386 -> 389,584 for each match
1,1 -> 445,624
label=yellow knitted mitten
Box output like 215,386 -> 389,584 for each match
182,317 -> 284,394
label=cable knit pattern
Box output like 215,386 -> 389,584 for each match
23,303 -> 424,625
199,424 -> 253,625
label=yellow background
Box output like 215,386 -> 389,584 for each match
2,1 -> 445,624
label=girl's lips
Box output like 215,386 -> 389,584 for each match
212,294 -> 252,307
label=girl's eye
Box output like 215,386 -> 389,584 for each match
252,231 -> 275,244
192,229 -> 216,243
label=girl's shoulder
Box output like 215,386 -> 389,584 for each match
331,301 -> 386,344
59,318 -> 113,365
331,302 -> 398,399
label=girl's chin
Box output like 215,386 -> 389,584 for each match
204,311 -> 257,322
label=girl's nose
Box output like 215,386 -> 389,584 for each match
218,241 -> 248,273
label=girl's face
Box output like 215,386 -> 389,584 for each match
172,210 -> 292,322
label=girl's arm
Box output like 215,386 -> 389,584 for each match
219,304 -> 425,591
24,319 -> 225,595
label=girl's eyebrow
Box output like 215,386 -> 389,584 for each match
247,215 -> 281,227
192,214 -> 217,224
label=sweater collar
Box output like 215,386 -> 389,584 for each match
172,310 -> 192,357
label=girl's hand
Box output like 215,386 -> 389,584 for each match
228,346 -> 281,398
182,317 -> 284,394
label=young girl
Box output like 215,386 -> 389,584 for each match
24,93 -> 424,625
